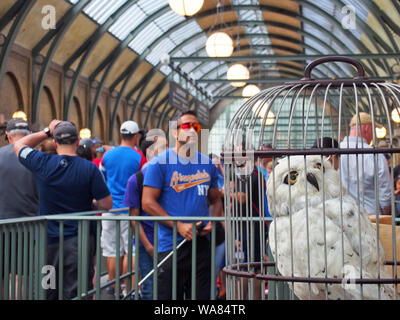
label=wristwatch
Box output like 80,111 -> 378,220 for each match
43,127 -> 52,138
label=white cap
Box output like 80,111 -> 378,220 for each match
120,120 -> 139,134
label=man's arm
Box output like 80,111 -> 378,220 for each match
142,186 -> 199,241
96,194 -> 113,211
197,187 -> 224,237
208,187 -> 223,217
14,120 -> 61,156
129,207 -> 154,257
221,182 -> 246,204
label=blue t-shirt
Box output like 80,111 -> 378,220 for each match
101,146 -> 146,212
123,167 -> 154,248
256,165 -> 271,218
143,149 -> 219,252
18,147 -> 110,242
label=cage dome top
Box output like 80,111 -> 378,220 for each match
223,56 -> 400,159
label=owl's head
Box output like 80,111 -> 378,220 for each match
267,155 -> 342,217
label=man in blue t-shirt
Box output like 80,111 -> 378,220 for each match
100,120 -> 146,297
142,111 -> 223,300
123,133 -> 168,299
14,120 -> 112,300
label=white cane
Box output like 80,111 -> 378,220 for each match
123,238 -> 188,299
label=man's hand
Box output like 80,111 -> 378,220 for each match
49,119 -> 62,136
199,221 -> 212,237
177,221 -> 202,241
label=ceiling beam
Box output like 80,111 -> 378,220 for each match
171,53 -> 400,63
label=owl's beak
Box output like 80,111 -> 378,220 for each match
306,173 -> 319,192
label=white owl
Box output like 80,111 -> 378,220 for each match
267,155 -> 396,300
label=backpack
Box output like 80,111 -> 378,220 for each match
136,170 -> 144,212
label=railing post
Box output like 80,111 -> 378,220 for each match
127,218 -> 133,297
172,221 -> 177,300
58,222 -> 64,300
134,219 -> 139,300
77,220 -> 82,300
34,223 -> 39,300
10,225 -> 17,300
191,221 -> 197,300
115,219 -> 121,300
38,220 -> 47,300
211,220 -> 216,300
81,220 -> 89,299
95,220 -> 101,300
23,224 -> 29,300
28,224 -> 34,299
153,221 -> 158,299
17,224 -> 23,300
0,226 -> 4,300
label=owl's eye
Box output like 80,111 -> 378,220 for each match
284,171 -> 298,185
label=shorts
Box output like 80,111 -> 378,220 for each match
101,213 -> 135,257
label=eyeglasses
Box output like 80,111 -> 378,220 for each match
178,122 -> 202,133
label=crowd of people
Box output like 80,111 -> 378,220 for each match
0,110 -> 399,300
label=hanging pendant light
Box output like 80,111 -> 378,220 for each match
227,64 -> 249,87
206,32 -> 233,57
12,110 -> 27,121
252,101 -> 275,125
80,128 -> 91,139
168,0 -> 204,16
376,126 -> 387,139
242,84 -> 260,98
391,108 -> 400,123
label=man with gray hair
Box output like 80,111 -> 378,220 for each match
0,118 -> 38,299
0,118 -> 38,220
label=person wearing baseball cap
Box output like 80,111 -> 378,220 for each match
13,119 -> 112,299
77,138 -> 97,161
340,112 -> 391,215
99,120 -> 147,296
4,118 -> 31,139
0,117 -> 37,219
0,117 -> 38,295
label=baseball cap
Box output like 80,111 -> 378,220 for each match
6,118 -> 30,133
120,120 -> 139,135
350,112 -> 382,128
53,121 -> 78,144
79,138 -> 94,149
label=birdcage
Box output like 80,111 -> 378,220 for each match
222,56 -> 400,300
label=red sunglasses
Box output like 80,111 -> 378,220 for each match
178,122 -> 202,133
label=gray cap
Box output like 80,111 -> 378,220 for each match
6,118 -> 30,133
53,121 -> 78,144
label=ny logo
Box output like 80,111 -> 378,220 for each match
197,184 -> 209,196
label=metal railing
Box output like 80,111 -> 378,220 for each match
0,209 -> 225,300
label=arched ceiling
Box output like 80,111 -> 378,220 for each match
0,0 -> 399,133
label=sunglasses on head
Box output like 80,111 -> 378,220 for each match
178,122 -> 202,133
